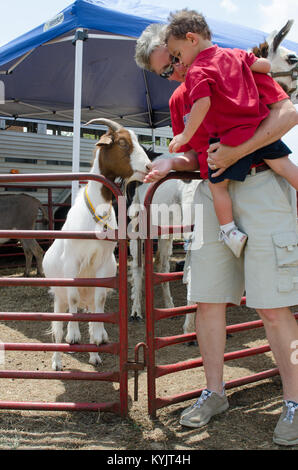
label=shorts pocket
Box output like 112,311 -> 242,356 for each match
277,268 -> 298,293
272,231 -> 298,267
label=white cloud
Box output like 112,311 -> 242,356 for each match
259,0 -> 298,42
220,0 -> 239,13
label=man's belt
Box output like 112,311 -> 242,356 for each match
249,162 -> 269,176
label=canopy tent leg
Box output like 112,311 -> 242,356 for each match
71,29 -> 85,205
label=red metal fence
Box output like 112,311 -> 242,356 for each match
0,171 -> 297,418
0,172 -> 129,416
142,172 -> 298,418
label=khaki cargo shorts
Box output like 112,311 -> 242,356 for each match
185,170 -> 298,309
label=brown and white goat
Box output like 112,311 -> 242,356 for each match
42,119 -> 152,370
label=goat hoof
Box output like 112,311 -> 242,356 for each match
52,361 -> 62,371
129,315 -> 143,322
92,329 -> 109,346
66,332 -> 81,344
89,353 -> 102,366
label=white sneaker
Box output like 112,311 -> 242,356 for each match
219,227 -> 247,258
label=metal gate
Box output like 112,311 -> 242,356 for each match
142,172 -> 298,418
0,171 -> 297,418
0,172 -> 131,416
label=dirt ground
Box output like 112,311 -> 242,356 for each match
0,255 -> 297,451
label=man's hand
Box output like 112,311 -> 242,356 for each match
143,158 -> 174,183
169,133 -> 188,153
207,142 -> 240,177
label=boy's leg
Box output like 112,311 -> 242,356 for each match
208,179 -> 248,257
265,156 -> 298,191
208,179 -> 232,225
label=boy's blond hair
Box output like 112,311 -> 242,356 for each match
165,9 -> 212,42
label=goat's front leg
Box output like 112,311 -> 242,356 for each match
88,288 -> 109,366
129,239 -> 144,321
51,296 -> 67,371
88,257 -> 116,366
64,260 -> 81,345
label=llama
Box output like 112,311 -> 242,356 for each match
252,20 -> 298,103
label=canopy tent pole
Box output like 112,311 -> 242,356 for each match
71,29 -> 85,205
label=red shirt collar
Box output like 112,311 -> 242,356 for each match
193,44 -> 218,62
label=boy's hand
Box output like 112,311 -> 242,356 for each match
169,133 -> 188,153
143,158 -> 174,183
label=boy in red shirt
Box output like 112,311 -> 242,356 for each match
165,9 -> 296,257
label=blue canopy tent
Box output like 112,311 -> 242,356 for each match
0,0 -> 297,197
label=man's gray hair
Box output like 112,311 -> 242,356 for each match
135,23 -> 167,71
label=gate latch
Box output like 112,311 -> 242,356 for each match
125,342 -> 147,401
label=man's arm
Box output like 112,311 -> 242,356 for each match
208,98 -> 298,176
143,149 -> 199,183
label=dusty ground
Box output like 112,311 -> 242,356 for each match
0,255 -> 297,451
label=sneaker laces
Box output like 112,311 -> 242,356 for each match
218,230 -> 225,242
219,227 -> 237,242
192,389 -> 212,409
283,400 -> 298,424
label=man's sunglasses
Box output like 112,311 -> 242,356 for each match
159,56 -> 180,79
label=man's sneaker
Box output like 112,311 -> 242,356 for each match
273,400 -> 298,446
180,389 -> 229,428
219,227 -> 247,258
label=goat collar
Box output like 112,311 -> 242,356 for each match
84,185 -> 113,229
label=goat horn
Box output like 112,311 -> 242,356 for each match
84,118 -> 123,132
273,19 -> 294,52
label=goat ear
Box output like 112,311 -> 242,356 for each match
96,134 -> 114,147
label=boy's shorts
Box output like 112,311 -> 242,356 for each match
185,169 -> 298,309
208,139 -> 292,184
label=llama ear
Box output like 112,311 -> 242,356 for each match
96,134 -> 113,146
272,20 -> 294,52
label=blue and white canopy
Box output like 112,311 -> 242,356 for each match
0,0 -> 297,128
